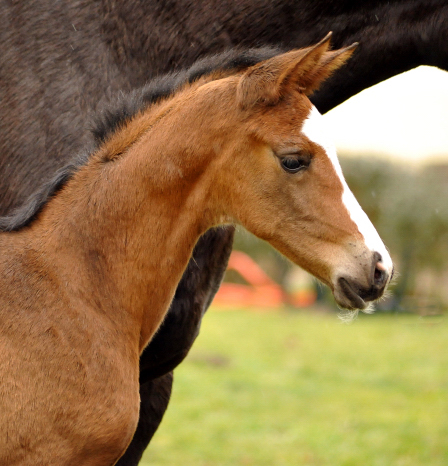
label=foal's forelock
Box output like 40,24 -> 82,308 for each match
301,105 -> 393,272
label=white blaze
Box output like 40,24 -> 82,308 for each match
301,105 -> 393,273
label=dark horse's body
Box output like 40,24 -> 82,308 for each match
0,1 -> 446,464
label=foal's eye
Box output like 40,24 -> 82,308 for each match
280,155 -> 310,174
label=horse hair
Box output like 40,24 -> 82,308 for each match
0,46 -> 282,233
92,46 -> 282,147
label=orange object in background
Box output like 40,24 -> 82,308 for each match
212,251 -> 316,309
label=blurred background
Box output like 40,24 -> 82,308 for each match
144,66 -> 448,465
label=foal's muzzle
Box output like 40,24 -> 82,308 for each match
335,252 -> 392,310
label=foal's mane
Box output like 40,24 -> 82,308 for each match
0,46 -> 281,233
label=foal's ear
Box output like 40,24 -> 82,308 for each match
297,38 -> 358,96
237,32 -> 357,109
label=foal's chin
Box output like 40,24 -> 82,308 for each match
333,275 -> 387,313
333,285 -> 369,312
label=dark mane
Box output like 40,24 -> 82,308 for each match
91,46 -> 282,146
0,151 -> 90,232
0,46 -> 282,233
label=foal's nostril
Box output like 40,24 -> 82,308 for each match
373,262 -> 388,288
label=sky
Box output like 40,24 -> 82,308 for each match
322,66 -> 448,164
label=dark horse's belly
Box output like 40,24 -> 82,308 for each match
1,1 -> 446,464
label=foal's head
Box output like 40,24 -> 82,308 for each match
193,34 -> 393,311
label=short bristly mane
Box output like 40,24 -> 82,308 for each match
92,46 -> 282,148
0,46 -> 282,233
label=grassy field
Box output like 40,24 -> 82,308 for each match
141,309 -> 448,466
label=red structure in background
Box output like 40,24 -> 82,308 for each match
212,251 -> 316,309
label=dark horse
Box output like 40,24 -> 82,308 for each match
0,1 -> 446,464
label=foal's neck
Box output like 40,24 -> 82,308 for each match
13,79 -> 237,350
29,125 -> 216,351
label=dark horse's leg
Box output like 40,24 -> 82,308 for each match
117,226 -> 235,465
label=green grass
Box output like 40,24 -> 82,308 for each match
141,310 -> 448,466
